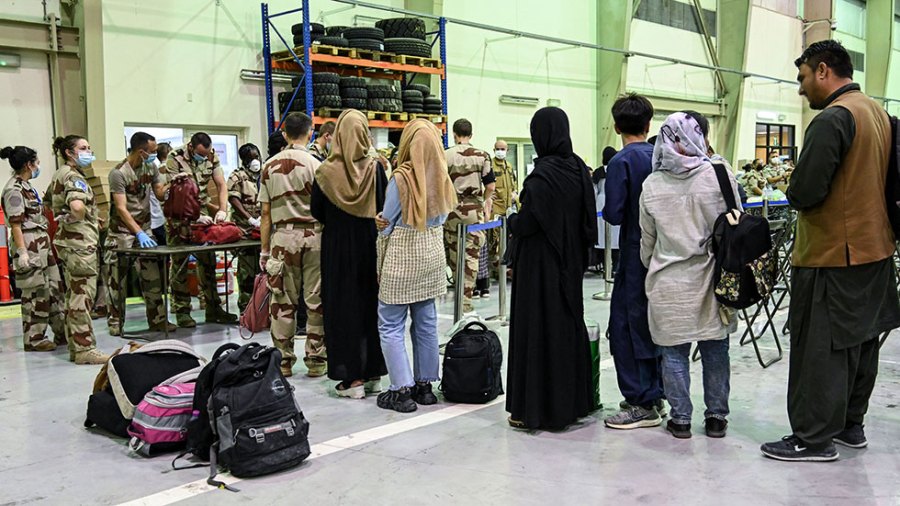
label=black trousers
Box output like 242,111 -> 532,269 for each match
787,271 -> 882,447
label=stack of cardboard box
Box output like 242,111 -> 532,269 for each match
83,161 -> 116,228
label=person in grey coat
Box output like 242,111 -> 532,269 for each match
639,111 -> 739,439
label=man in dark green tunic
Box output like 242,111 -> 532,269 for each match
761,41 -> 900,462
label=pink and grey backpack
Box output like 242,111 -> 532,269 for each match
127,367 -> 201,457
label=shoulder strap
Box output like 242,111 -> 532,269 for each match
161,365 -> 204,386
712,163 -> 738,212
135,340 -> 206,363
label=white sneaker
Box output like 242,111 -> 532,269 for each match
335,383 -> 365,399
364,378 -> 382,393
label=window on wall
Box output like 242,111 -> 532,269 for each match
755,123 -> 796,163
847,49 -> 866,73
634,0 -> 717,36
835,0 -> 867,38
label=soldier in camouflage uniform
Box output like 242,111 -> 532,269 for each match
229,143 -> 263,312
444,119 -> 496,314
743,166 -> 765,198
489,140 -> 517,276
0,145 -> 66,351
259,112 -> 327,377
103,132 -> 175,336
162,132 -> 237,327
48,135 -> 109,365
308,120 -> 335,162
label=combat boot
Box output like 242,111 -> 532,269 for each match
74,349 -> 110,365
205,305 -> 238,324
176,313 -> 197,328
24,340 -> 57,352
149,320 -> 178,332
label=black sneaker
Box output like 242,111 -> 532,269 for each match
833,424 -> 867,449
666,420 -> 692,439
411,382 -> 438,405
376,388 -> 417,413
705,417 -> 728,438
760,435 -> 839,462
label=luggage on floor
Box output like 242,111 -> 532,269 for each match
585,318 -> 602,411
239,273 -> 271,338
440,321 -> 504,404
85,340 -> 206,438
178,342 -> 310,490
127,368 -> 201,457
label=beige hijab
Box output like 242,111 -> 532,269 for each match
393,119 -> 457,231
315,109 -> 379,218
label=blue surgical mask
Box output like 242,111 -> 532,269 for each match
31,165 -> 41,179
76,152 -> 95,167
145,153 -> 158,165
193,153 -> 207,164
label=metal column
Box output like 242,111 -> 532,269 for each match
439,17 -> 449,148
262,3 -> 274,135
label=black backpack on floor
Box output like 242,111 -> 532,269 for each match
440,321 -> 504,404
711,164 -> 777,309
177,343 -> 311,491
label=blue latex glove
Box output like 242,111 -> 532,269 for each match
136,231 -> 157,248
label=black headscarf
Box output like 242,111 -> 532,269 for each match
521,107 -> 597,314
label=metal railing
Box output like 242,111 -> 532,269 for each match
453,217 -> 507,323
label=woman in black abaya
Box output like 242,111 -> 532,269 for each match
506,107 -> 597,430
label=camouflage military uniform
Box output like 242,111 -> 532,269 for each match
163,149 -> 224,319
49,164 -> 101,355
258,144 -> 326,373
742,170 -> 765,198
2,176 -> 66,349
489,156 -> 516,274
444,143 -> 495,313
103,159 -> 166,335
308,141 -> 327,162
227,166 -> 261,311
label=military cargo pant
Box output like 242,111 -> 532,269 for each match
93,228 -> 108,315
444,218 -> 484,313
56,245 -> 99,353
236,248 -> 261,312
166,221 -> 220,315
103,231 -> 166,334
15,232 -> 66,347
266,226 -> 326,371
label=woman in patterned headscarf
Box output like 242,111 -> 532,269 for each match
311,109 -> 389,399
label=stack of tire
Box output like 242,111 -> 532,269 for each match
424,95 -> 443,115
291,22 -> 325,46
340,77 -> 368,111
343,27 -> 385,52
279,72 -> 342,114
377,17 -> 432,58
401,84 -> 443,115
367,83 -> 402,113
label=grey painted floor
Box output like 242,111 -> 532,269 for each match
1,273 -> 899,505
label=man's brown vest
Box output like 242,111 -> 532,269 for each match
793,90 -> 895,268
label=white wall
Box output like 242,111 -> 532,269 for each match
0,0 -> 60,22
735,5 -> 805,162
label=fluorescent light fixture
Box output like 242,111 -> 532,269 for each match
499,95 -> 539,107
546,98 -> 561,107
756,111 -> 779,121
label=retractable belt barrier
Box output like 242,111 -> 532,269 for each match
454,218 -> 507,323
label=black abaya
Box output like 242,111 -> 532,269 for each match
310,167 -> 388,382
506,107 -> 597,430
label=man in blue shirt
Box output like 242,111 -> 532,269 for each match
603,93 -> 666,430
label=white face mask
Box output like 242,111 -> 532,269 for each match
494,150 -> 507,160
248,159 -> 261,172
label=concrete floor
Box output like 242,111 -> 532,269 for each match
1,272 -> 899,505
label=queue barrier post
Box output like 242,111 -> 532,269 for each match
453,222 -> 466,322
593,211 -> 613,301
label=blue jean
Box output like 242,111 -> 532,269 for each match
660,338 -> 730,425
378,299 -> 441,391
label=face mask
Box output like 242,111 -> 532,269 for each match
76,152 -> 95,167
31,165 -> 41,179
495,150 -> 507,160
770,158 -> 780,166
193,153 -> 207,163
248,159 -> 261,172
145,153 -> 158,165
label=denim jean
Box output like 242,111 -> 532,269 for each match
660,338 -> 730,425
378,299 -> 441,391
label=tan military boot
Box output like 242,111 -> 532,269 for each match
74,349 -> 110,365
176,314 -> 197,328
24,340 -> 57,352
149,320 -> 178,332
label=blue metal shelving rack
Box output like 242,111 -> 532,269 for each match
261,1 -> 449,147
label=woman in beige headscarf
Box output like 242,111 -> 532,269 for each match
371,119 -> 456,413
311,109 -> 389,399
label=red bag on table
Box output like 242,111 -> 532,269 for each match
239,273 -> 270,339
163,176 -> 201,222
190,222 -> 243,245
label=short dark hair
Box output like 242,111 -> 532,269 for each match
612,93 -> 654,136
157,142 -> 172,159
0,145 -> 38,174
238,143 -> 260,167
319,121 -> 336,136
794,39 -> 853,79
453,118 -> 472,138
682,110 -> 710,137
190,132 -> 212,149
129,131 -> 156,152
601,146 -> 618,165
284,112 -> 313,139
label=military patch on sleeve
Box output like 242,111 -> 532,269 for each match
75,179 -> 89,193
